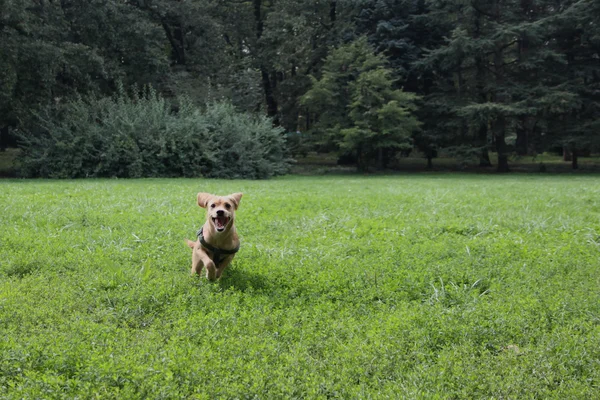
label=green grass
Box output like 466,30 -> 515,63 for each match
1,175 -> 599,398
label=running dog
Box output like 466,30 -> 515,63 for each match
186,192 -> 243,281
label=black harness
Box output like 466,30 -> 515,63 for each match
196,227 -> 240,265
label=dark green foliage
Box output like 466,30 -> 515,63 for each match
416,0 -> 600,170
542,0 -> 600,164
0,0 -> 168,129
17,88 -> 289,179
353,0 -> 425,83
198,102 -> 290,179
302,38 -> 421,170
2,0 -> 599,173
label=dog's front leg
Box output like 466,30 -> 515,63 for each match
191,247 -> 204,276
192,247 -> 215,280
215,256 -> 234,279
205,260 -> 217,281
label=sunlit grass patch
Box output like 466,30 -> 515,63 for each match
1,175 -> 599,398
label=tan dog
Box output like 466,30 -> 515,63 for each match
186,192 -> 243,281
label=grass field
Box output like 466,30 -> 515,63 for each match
1,175 -> 599,398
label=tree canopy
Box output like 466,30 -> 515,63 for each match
1,0 -> 598,173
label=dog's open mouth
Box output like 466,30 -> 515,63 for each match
212,215 -> 230,232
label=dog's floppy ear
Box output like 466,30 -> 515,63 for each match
197,192 -> 213,208
228,193 -> 243,210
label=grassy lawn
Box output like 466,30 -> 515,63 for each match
1,175 -> 599,398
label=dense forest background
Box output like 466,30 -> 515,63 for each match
1,0 -> 599,176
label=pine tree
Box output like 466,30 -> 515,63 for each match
544,0 -> 600,168
420,0 -> 583,172
353,0 -> 421,80
352,0 -> 451,168
1,0 -> 169,138
344,68 -> 420,170
302,37 -> 420,170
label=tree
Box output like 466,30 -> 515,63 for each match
352,0 -> 451,168
0,0 -> 169,138
302,37 -> 420,170
352,0 -> 422,87
261,0 -> 352,130
208,0 -> 349,129
344,68 -> 420,170
544,0 -> 600,168
418,0 -> 589,172
3,0 -> 598,173
131,0 -> 234,102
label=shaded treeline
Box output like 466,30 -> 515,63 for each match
1,0 -> 599,172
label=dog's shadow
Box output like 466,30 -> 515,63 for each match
218,267 -> 272,293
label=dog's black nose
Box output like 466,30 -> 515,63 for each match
216,210 -> 225,216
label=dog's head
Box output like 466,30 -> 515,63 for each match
197,192 -> 243,233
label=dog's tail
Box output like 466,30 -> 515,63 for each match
185,239 -> 196,249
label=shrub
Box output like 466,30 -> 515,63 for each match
17,87 -> 290,179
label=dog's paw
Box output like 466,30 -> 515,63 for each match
205,261 -> 216,280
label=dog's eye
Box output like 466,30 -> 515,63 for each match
225,203 -> 231,209
210,204 -> 216,208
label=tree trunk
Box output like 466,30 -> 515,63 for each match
357,146 -> 364,172
254,0 -> 279,124
426,154 -> 433,169
572,149 -> 578,169
254,0 -> 264,38
563,146 -> 572,161
497,154 -> 510,172
516,1 -> 534,157
515,118 -> 528,156
495,116 -> 510,172
493,0 -> 509,173
473,12 -> 492,168
377,147 -> 384,170
479,150 -> 492,167
0,126 -> 7,152
173,24 -> 185,65
479,125 -> 492,167
329,1 -> 336,25
261,68 -> 279,123
161,18 -> 185,65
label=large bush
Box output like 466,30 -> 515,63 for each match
17,87 -> 289,179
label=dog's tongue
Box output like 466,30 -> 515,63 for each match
215,216 -> 227,229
